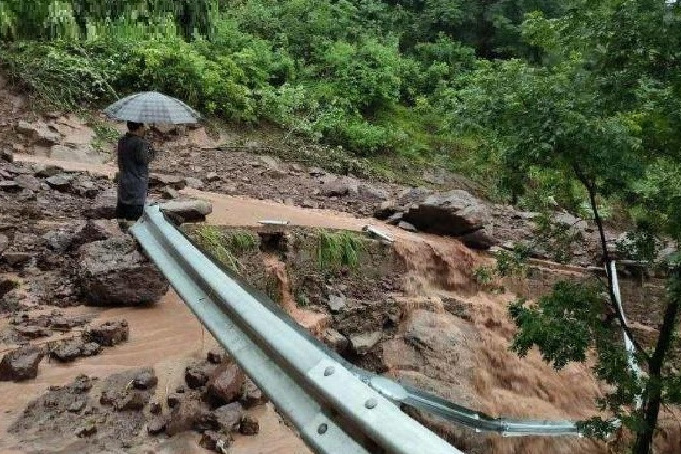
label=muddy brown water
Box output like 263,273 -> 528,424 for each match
7,154 -> 680,454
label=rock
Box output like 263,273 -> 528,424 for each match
71,375 -> 94,394
240,415 -> 259,436
16,120 -> 60,145
68,398 -> 87,413
374,201 -> 399,220
402,190 -> 495,250
327,295 -> 346,313
50,340 -> 84,362
359,184 -> 389,200
0,180 -> 22,192
159,200 -> 212,223
133,370 -> 158,390
149,400 -> 162,414
309,166 -> 325,176
0,346 -> 43,381
162,186 -> 179,199
16,325 -> 50,339
81,342 -> 102,357
167,393 -> 182,409
114,391 -> 148,411
33,163 -> 63,178
166,400 -> 219,436
205,172 -> 222,182
149,174 -> 186,190
185,362 -> 215,389
0,233 -> 8,254
214,402 -> 244,432
240,378 -> 265,408
207,348 -> 227,365
301,200 -> 319,209
207,363 -> 245,406
77,237 -> 169,306
398,221 -> 417,232
147,416 -> 167,435
386,212 -> 404,225
45,173 -> 74,191
553,211 -> 588,231
349,332 -> 382,355
2,251 -> 33,267
1,148 -> 13,163
322,328 -> 349,354
84,189 -> 117,219
75,423 -> 97,438
321,177 -> 359,197
14,174 -> 41,192
185,176 -> 205,190
84,320 -> 129,346
200,430 -> 232,452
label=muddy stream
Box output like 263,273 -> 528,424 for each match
5,154 -> 678,454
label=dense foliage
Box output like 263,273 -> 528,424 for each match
0,0 -> 566,168
1,2 -> 681,452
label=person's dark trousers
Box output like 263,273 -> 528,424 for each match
115,201 -> 144,221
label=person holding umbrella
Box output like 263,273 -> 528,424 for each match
115,121 -> 155,221
103,91 -> 202,221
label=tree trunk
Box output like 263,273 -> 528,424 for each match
585,185 -> 648,356
632,269 -> 681,454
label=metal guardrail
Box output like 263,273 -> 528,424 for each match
131,205 -> 584,453
131,205 -> 462,454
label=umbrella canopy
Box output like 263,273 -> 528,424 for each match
103,91 -> 201,125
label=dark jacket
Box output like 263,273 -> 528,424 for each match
116,133 -> 155,206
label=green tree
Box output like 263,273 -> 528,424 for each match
451,1 -> 681,453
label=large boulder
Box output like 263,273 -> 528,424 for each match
77,237 -> 168,306
16,120 -> 61,146
402,190 -> 495,249
160,199 -> 212,223
0,345 -> 44,381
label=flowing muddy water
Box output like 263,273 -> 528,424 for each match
9,153 -> 676,453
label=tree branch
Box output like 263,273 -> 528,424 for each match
573,163 -> 651,362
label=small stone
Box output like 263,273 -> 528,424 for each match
200,430 -> 232,452
214,402 -> 244,432
68,398 -> 87,413
50,340 -> 83,362
114,391 -> 148,412
161,186 -> 179,200
1,148 -> 14,163
167,393 -> 182,409
149,400 -> 162,414
84,320 -> 129,347
133,371 -> 158,390
147,416 -> 167,435
75,423 -> 97,438
240,378 -> 265,409
166,400 -> 219,436
16,325 -> 49,339
0,180 -> 22,191
207,363 -> 245,405
240,415 -> 259,436
207,349 -> 226,365
80,342 -> 102,357
185,176 -> 205,190
398,221 -> 417,232
45,174 -> 74,191
323,328 -> 349,354
205,172 -> 221,182
349,332 -> 382,355
327,295 -> 346,313
185,362 -> 215,389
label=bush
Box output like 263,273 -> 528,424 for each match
0,42 -> 116,108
